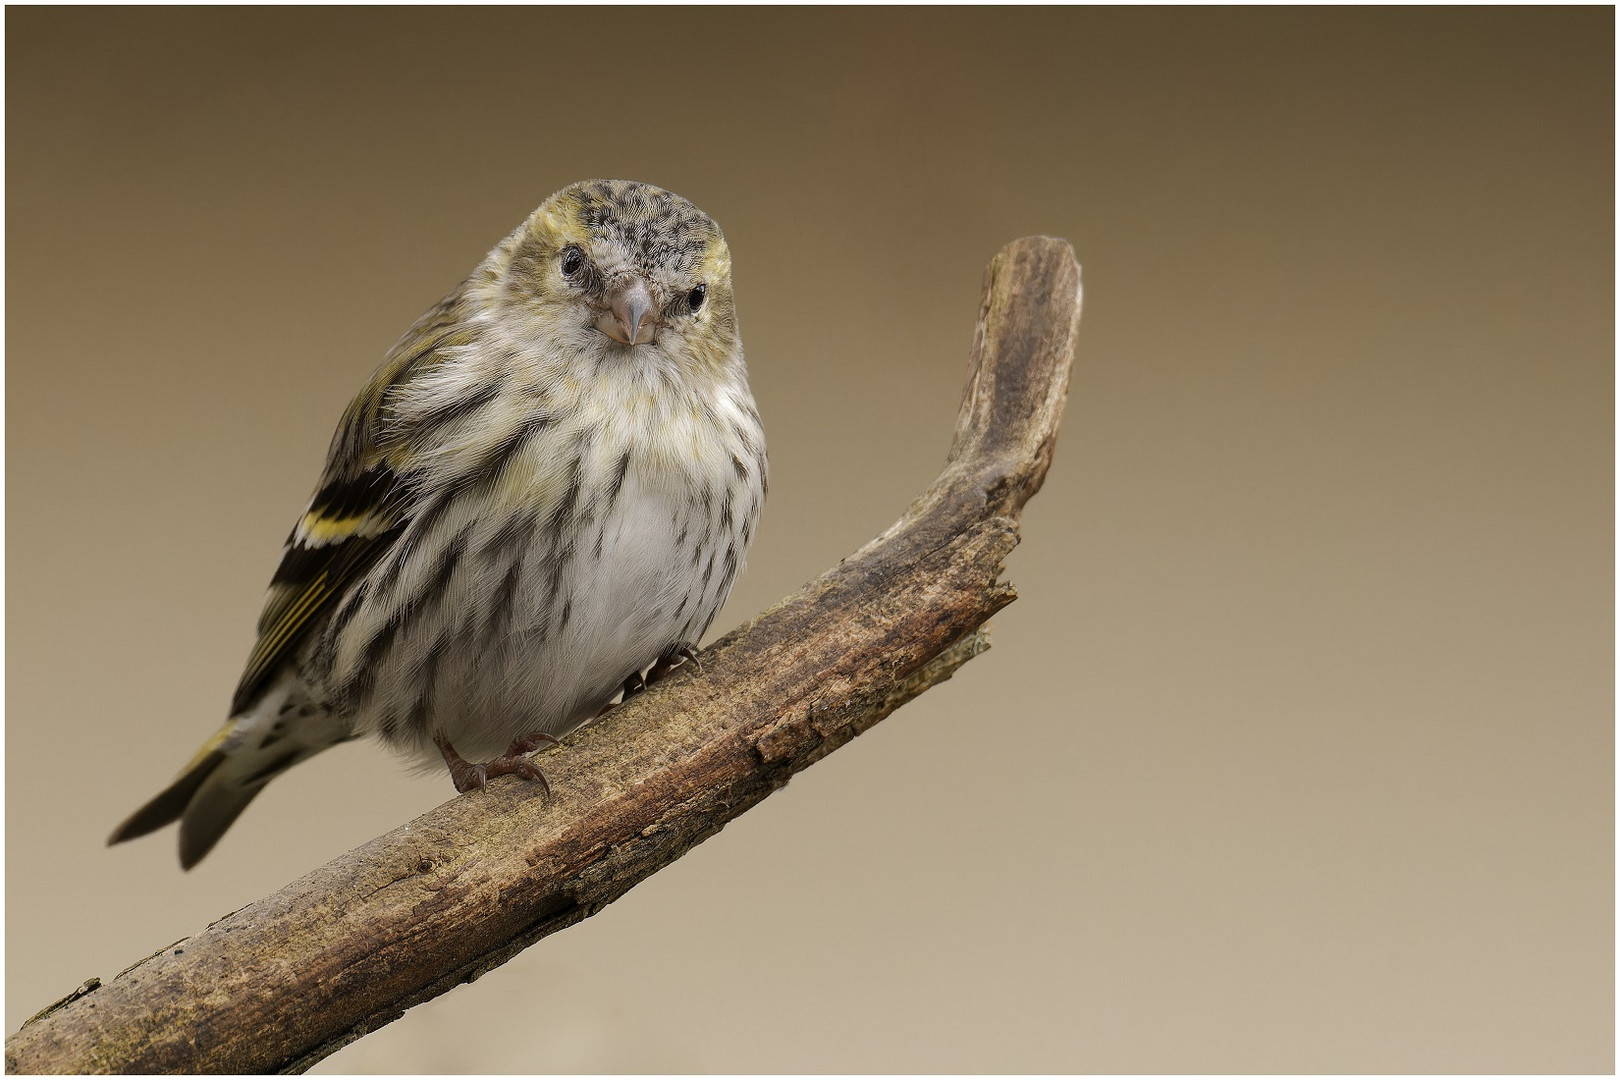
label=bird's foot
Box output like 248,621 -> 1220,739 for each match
647,641 -> 702,685
435,732 -> 558,795
591,646 -> 700,720
595,671 -> 647,717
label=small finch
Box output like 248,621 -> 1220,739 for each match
110,180 -> 767,868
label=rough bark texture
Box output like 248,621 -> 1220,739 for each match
7,236 -> 1082,1075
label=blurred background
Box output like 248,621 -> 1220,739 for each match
6,8 -> 1612,1072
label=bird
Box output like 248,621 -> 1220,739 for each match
109,179 -> 767,869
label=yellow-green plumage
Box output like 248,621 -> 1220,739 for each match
111,180 -> 766,868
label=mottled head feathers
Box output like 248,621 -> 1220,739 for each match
485,180 -> 738,372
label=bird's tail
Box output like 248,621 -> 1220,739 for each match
109,688 -> 347,869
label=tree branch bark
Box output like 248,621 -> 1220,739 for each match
7,236 -> 1082,1075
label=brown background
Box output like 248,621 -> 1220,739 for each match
7,8 -> 1612,1073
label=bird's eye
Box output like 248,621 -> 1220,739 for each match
561,246 -> 584,278
687,283 -> 707,311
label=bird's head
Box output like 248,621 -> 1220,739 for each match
488,179 -> 740,376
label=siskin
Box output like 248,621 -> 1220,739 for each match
110,180 -> 767,869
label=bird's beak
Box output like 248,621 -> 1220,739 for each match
597,276 -> 659,345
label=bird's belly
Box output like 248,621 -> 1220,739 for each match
410,477 -> 705,759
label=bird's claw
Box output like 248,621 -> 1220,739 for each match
485,752 -> 551,796
505,731 -> 561,757
447,760 -> 489,794
647,641 -> 702,685
595,644 -> 702,719
436,732 -> 555,796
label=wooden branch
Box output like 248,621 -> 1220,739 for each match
7,236 -> 1082,1075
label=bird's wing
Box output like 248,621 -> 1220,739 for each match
229,292 -> 472,715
